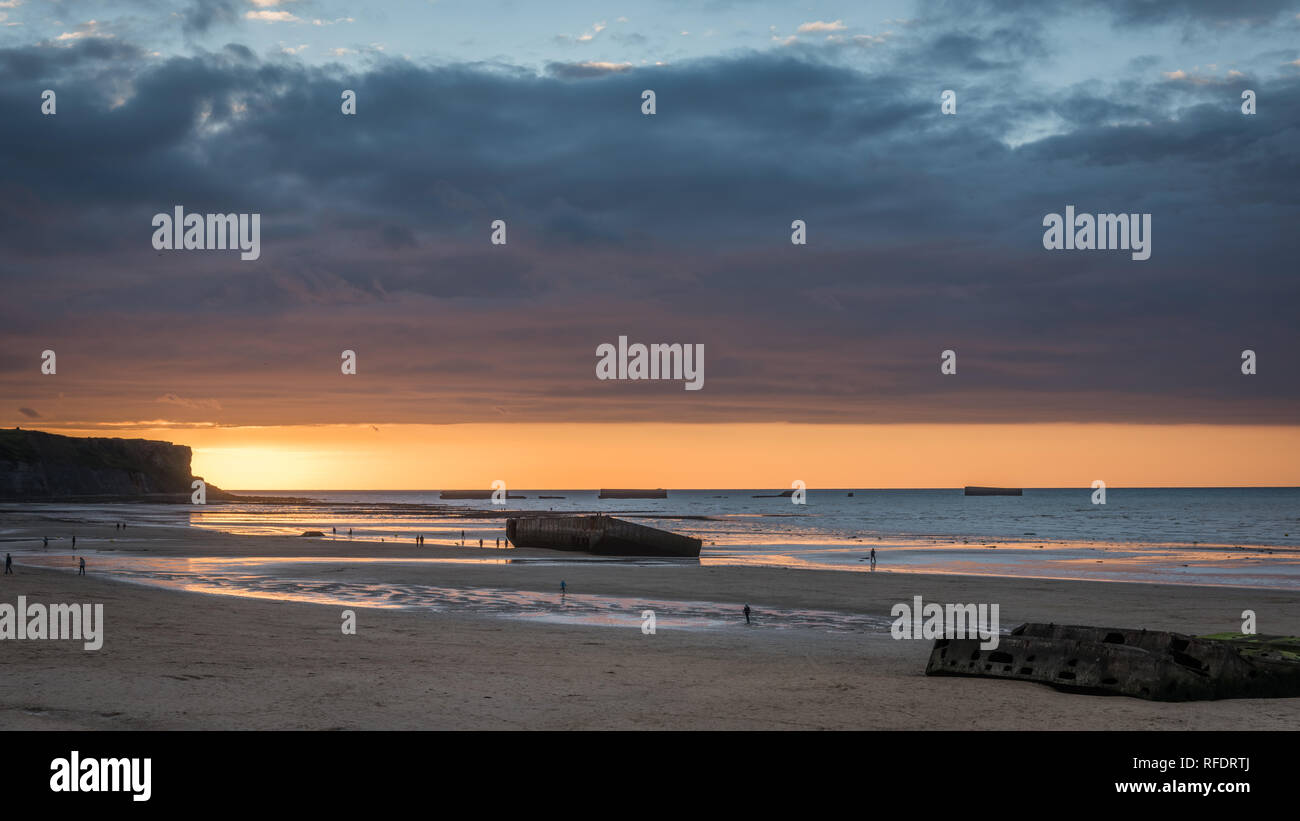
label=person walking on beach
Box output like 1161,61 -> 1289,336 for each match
332,526 -> 336,535
348,528 -> 353,538
43,537 -> 48,549
478,538 -> 483,548
743,604 -> 751,624
4,553 -> 12,575
460,530 -> 465,546
560,580 -> 567,596
870,548 -> 877,570
71,535 -> 76,549
78,557 -> 85,576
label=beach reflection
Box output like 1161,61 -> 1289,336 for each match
16,553 -> 893,634
699,539 -> 1300,587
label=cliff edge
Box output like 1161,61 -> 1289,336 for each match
0,428 -> 227,501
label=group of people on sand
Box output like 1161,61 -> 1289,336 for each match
36,535 -> 76,549
320,526 -> 511,549
26,531 -> 94,576
553,582 -> 758,626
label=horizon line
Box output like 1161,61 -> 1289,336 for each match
227,485 -> 1300,492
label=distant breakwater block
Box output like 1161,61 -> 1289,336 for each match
964,486 -> 1023,496
440,490 -> 527,500
598,489 -> 668,499
507,515 -> 701,558
926,623 -> 1300,701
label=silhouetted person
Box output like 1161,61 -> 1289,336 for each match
78,557 -> 85,576
478,538 -> 483,548
71,535 -> 76,548
348,528 -> 353,538
332,526 -> 336,535
495,538 -> 499,548
42,537 -> 48,549
743,604 -> 751,624
460,529 -> 465,546
870,548 -> 877,569
560,580 -> 567,596
4,553 -> 12,575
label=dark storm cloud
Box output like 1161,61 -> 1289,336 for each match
0,31 -> 1296,426
0,38 -> 145,79
915,28 -> 1048,72
182,0 -> 241,36
1097,0 -> 1297,25
921,0 -> 1300,26
545,60 -> 633,78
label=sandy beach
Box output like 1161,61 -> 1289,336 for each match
1,517 -> 1298,730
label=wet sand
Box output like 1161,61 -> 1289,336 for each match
2,519 -> 1299,729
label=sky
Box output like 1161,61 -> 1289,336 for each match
1,1 -> 1298,487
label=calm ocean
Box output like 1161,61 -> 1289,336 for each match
7,488 -> 1299,587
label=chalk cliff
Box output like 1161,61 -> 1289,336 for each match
0,429 -> 222,501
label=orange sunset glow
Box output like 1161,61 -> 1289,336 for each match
36,423 -> 1300,489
